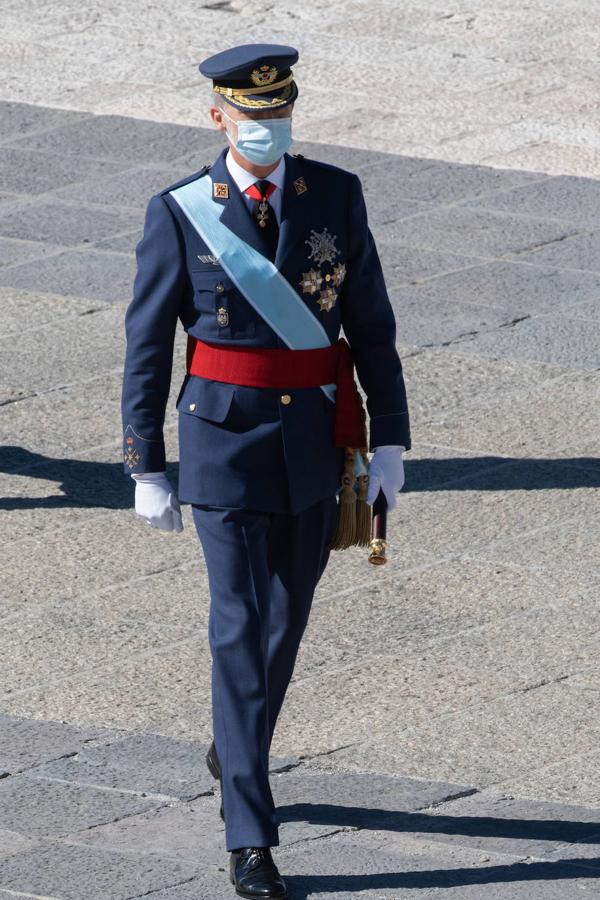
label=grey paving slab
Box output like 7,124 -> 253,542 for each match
306,558 -> 593,669
393,259 -> 600,317
272,769 -> 475,826
1,507 -> 202,606
417,371 -> 600,458
0,637 -> 214,737
496,747 -> 600,809
0,247 -> 136,302
394,461 -> 600,563
521,229 -> 600,272
0,840 -> 202,900
275,831 -> 594,900
469,510 -> 600,582
376,207 -> 585,258
0,199 -> 141,246
0,145 -> 128,194
401,348 -> 564,426
565,297 -> 600,322
361,158 -> 546,205
0,303 -> 126,394
1,370 -> 123,456
93,228 -> 143,254
0,828 -> 41,863
6,115 -> 215,164
0,101 -> 89,142
51,163 -> 198,209
455,312 -> 600,369
388,286 -> 516,347
0,287 -> 105,336
31,730 -> 219,801
0,602 -> 195,697
0,772 -> 164,837
0,235 -> 67,267
0,712 -> 118,775
378,789 -> 600,862
376,240 -> 482,285
304,680 -> 600,789
463,174 -> 600,226
62,795 -> 228,862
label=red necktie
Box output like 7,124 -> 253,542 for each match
244,180 -> 279,259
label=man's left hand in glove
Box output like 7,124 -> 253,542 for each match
366,445 -> 406,509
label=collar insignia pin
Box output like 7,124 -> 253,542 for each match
213,182 -> 229,199
293,176 -> 308,195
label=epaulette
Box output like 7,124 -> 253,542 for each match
158,164 -> 211,197
292,153 -> 353,179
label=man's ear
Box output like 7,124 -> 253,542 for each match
209,105 -> 226,132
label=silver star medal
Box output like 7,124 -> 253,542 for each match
305,227 -> 340,266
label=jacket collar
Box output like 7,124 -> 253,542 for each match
207,146 -> 313,271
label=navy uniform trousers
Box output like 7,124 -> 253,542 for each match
191,493 -> 338,850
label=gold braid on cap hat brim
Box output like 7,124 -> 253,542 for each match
213,75 -> 294,107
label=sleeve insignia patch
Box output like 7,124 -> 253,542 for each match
124,447 -> 141,468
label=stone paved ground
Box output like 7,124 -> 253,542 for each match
1,0 -> 599,177
1,1 -> 600,896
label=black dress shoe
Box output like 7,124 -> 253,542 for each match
230,846 -> 288,899
206,739 -> 224,820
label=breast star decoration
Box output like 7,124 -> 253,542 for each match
305,227 -> 340,266
300,229 -> 346,312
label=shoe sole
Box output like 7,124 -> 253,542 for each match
229,876 -> 288,900
206,746 -> 224,820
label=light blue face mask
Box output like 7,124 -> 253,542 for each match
221,109 -> 293,165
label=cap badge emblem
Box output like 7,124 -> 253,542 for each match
251,64 -> 278,86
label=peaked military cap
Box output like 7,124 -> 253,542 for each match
198,42 -> 299,111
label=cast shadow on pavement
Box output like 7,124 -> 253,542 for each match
277,804 -> 600,894
1,447 -> 599,511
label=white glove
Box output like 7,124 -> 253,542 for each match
366,445 -> 406,509
131,471 -> 183,533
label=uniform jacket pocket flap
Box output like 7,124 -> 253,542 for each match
177,376 -> 235,423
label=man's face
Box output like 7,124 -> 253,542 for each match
210,100 -> 293,140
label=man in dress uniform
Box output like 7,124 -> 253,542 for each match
121,42 -> 410,899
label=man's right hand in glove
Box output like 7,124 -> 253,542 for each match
131,471 -> 183,533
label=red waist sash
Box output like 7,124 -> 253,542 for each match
186,335 -> 367,449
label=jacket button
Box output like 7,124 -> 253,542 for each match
189,402 -> 196,411
280,394 -> 292,405
215,282 -> 225,293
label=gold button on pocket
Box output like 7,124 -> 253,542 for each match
215,282 -> 225,293
280,394 -> 292,405
189,402 -> 196,411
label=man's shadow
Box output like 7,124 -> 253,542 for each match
0,447 -> 178,511
1,446 -> 598,511
275,803 -> 600,894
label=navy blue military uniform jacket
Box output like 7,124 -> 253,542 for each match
121,146 -> 411,515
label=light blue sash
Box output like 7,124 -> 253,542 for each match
169,176 -> 336,401
170,175 -> 367,477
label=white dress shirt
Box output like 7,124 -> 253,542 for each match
225,149 -> 285,226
